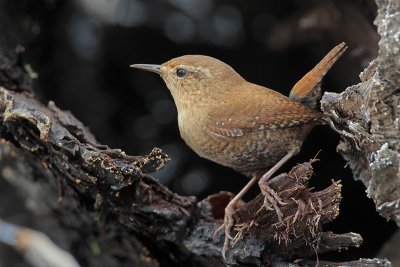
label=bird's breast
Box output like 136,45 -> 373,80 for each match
177,109 -> 221,159
177,110 -> 203,151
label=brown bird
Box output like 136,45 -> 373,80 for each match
130,42 -> 347,259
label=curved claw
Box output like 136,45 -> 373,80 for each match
272,195 -> 287,206
222,234 -> 230,261
222,214 -> 235,261
215,202 -> 238,261
261,185 -> 285,224
263,196 -> 275,210
276,198 -> 287,206
213,223 -> 224,239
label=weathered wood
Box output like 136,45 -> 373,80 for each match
0,77 -> 380,265
321,0 -> 400,225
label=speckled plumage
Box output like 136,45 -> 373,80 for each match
158,55 -> 325,177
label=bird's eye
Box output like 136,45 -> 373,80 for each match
176,68 -> 187,77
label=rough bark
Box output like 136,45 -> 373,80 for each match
321,0 -> 400,224
0,0 -> 398,266
0,55 -> 387,266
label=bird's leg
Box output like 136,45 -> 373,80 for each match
214,173 -> 260,260
258,149 -> 297,224
217,148 -> 296,260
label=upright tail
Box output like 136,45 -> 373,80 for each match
289,42 -> 347,109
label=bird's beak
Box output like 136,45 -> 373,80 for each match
130,64 -> 162,74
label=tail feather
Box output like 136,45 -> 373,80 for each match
289,42 -> 348,109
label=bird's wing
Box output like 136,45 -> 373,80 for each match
205,84 -> 323,140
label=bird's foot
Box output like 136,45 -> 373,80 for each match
214,201 -> 237,261
258,177 -> 286,224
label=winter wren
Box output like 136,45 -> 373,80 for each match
130,42 -> 347,259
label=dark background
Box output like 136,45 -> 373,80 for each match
0,0 -> 397,265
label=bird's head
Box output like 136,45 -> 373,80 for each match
130,55 -> 244,109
